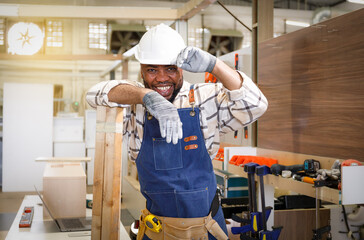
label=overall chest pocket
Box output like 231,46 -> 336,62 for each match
153,138 -> 183,170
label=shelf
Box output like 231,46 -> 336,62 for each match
124,175 -> 140,191
212,160 -> 341,205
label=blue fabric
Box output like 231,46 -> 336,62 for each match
136,107 -> 227,239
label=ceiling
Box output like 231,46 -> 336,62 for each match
0,0 -> 358,10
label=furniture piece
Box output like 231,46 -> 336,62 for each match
5,195 -> 130,240
53,142 -> 86,158
85,110 -> 97,185
36,157 -> 91,184
86,148 -> 95,185
43,163 -> 86,219
3,83 -> 53,192
53,117 -> 84,142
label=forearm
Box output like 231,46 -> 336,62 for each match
108,84 -> 152,105
86,80 -> 147,108
211,58 -> 243,90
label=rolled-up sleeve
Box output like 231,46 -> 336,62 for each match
218,71 -> 268,132
86,80 -> 143,108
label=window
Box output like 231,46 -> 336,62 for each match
0,19 -> 4,45
46,20 -> 63,47
88,23 -> 107,50
188,27 -> 210,51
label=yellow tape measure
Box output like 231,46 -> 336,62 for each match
144,214 -> 162,233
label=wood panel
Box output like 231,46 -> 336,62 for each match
257,8 -> 364,161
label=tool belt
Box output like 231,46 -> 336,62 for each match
137,208 -> 228,240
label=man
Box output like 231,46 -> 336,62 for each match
86,23 -> 268,240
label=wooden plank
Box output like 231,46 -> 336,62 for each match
92,106 -> 123,240
257,0 -> 273,42
35,157 -> 91,162
101,107 -> 123,240
0,53 -> 123,61
91,106 -> 107,240
177,0 -> 216,20
257,8 -> 364,161
15,4 -> 178,20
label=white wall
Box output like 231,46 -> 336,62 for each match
3,83 -> 53,192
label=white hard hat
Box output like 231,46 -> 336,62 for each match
135,23 -> 186,65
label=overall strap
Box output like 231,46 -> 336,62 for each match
189,84 -> 196,117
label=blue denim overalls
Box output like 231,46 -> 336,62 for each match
135,88 -> 228,240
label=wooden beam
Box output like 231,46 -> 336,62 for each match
0,4 -> 177,20
257,0 -> 274,42
100,60 -> 122,78
92,106 -> 124,240
177,0 -> 217,20
1,2 -> 217,21
122,59 -> 129,80
0,53 -> 123,61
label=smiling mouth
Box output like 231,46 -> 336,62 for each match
154,85 -> 173,98
156,86 -> 171,91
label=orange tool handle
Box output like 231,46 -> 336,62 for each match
302,176 -> 316,184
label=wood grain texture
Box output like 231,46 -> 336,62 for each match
92,106 -> 123,240
91,107 -> 106,240
258,8 -> 364,161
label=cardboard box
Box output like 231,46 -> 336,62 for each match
43,163 -> 86,219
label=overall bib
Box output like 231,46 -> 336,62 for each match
135,91 -> 228,239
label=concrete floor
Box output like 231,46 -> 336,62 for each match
0,186 -> 135,240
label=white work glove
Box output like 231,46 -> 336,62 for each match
172,46 -> 217,73
143,91 -> 183,144
317,169 -> 341,180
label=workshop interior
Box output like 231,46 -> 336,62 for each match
0,0 -> 363,240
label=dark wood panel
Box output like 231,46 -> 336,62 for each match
257,8 -> 364,161
275,208 -> 330,240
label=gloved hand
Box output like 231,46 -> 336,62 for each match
143,91 -> 183,144
317,169 -> 341,180
171,46 -> 217,73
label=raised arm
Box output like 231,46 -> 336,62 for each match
172,46 -> 268,131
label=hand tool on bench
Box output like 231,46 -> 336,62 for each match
271,159 -> 320,176
255,165 -> 282,240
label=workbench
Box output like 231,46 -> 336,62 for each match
5,195 -> 131,240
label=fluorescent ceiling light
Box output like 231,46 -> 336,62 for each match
347,0 -> 364,4
285,20 -> 310,27
8,22 -> 44,55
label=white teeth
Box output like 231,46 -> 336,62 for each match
157,86 -> 171,91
